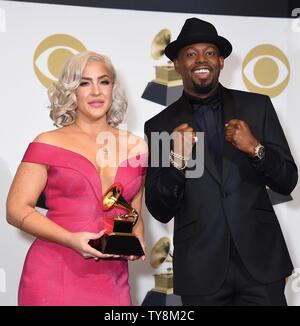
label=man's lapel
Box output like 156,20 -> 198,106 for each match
221,86 -> 237,185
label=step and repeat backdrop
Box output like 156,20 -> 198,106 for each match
0,0 -> 299,305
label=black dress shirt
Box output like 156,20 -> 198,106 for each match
184,86 -> 223,175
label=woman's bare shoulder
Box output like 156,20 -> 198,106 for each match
33,127 -> 71,145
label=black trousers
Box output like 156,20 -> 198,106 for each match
181,242 -> 287,306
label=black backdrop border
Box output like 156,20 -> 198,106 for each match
3,0 -> 300,18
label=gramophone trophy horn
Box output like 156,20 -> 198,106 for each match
150,236 -> 173,268
103,184 -> 138,226
142,28 -> 183,106
142,236 -> 181,305
151,29 -> 171,60
150,237 -> 174,294
88,183 -> 144,256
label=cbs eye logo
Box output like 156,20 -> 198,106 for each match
33,34 -> 86,89
242,44 -> 290,98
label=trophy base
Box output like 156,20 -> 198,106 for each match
142,81 -> 183,106
88,233 -> 145,256
141,290 -> 182,306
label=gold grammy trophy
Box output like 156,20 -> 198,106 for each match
88,183 -> 144,256
150,237 -> 174,294
142,237 -> 182,306
142,29 -> 183,106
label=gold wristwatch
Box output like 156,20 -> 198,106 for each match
254,143 -> 265,160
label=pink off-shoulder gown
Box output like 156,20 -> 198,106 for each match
18,142 -> 147,306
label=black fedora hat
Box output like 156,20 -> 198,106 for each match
165,18 -> 232,61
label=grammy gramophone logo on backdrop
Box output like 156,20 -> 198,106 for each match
150,236 -> 174,295
142,29 -> 183,106
142,237 -> 181,306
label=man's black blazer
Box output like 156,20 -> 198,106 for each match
144,86 -> 298,296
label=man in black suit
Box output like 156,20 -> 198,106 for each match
144,18 -> 298,305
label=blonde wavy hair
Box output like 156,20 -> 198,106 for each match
48,51 -> 127,127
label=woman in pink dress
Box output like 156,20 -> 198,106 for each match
6,51 -> 147,306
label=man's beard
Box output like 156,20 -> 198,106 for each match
192,80 -> 215,95
192,70 -> 220,95
193,83 -> 214,94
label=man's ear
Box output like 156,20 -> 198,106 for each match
219,56 -> 225,70
173,59 -> 181,74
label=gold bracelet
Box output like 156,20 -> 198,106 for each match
19,210 -> 36,230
